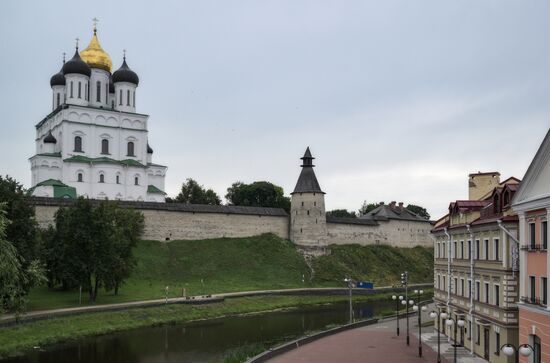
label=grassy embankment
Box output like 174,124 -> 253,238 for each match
0,291 -> 433,359
27,234 -> 434,310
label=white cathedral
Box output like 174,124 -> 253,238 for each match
29,24 -> 167,202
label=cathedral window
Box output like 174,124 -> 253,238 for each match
56,93 -> 60,108
134,176 -> 139,185
77,173 -> 83,182
78,81 -> 82,98
119,90 -> 122,105
127,90 -> 130,106
96,81 -> 101,102
70,81 -> 73,98
99,174 -> 105,183
116,175 -> 120,184
133,91 -> 135,107
74,136 -> 82,152
106,84 -> 109,104
307,210 -> 310,215
101,139 -> 109,154
127,142 -> 135,156
85,82 -> 88,100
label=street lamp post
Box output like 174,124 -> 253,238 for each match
391,295 -> 403,336
501,343 -> 534,363
344,278 -> 354,324
429,310 -> 447,363
401,271 -> 410,345
413,302 -> 427,357
445,317 -> 466,363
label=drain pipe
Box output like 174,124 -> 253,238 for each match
497,220 -> 520,278
444,227 -> 451,340
466,224 -> 475,356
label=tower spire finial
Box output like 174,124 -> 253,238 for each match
123,49 -> 126,61
92,17 -> 99,35
75,37 -> 79,50
62,52 -> 66,63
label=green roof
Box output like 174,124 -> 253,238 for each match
64,155 -> 146,168
35,152 -> 62,158
26,179 -> 76,199
147,162 -> 167,168
147,185 -> 166,195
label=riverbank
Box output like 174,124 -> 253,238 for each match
0,290 -> 432,359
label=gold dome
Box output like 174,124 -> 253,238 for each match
80,28 -> 112,73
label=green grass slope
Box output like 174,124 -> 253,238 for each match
27,234 -> 433,310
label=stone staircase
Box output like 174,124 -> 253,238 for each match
418,332 -> 488,363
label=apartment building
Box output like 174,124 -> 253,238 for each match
512,129 -> 550,363
433,172 -> 520,362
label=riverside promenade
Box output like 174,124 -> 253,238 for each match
265,304 -> 488,363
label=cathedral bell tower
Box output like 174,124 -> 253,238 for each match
290,147 -> 328,253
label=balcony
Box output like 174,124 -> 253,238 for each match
520,244 -> 547,252
520,296 -> 547,307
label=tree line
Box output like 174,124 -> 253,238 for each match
326,201 -> 430,219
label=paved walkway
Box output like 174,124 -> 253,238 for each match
266,304 -> 488,363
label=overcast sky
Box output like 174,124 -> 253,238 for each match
1,1 -> 549,218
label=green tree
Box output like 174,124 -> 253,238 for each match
225,181 -> 291,212
326,209 -> 357,218
406,204 -> 430,220
0,176 -> 39,265
175,178 -> 221,205
50,199 -> 144,301
0,204 -> 46,316
358,201 -> 382,216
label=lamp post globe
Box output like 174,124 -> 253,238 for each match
501,345 -> 515,356
413,305 -> 418,311
392,295 -> 397,300
419,290 -> 424,294
409,300 -> 414,305
519,345 -> 533,357
421,306 -> 427,312
401,300 -> 407,305
446,319 -> 454,327
399,295 -> 404,300
430,311 -> 437,319
440,312 -> 448,319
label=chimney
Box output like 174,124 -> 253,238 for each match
468,172 -> 501,200
389,201 -> 396,208
380,201 -> 385,205
398,202 -> 404,210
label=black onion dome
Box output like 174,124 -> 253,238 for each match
112,58 -> 139,85
147,143 -> 153,153
109,77 -> 114,93
62,49 -> 91,77
44,131 -> 57,144
50,65 -> 65,87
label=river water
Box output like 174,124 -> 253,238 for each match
4,299 -> 393,363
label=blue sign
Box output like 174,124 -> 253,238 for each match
357,281 -> 374,289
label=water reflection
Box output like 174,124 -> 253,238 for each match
3,299 -> 391,363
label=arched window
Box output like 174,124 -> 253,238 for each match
77,173 -> 83,182
134,176 -> 139,185
78,81 -> 82,98
127,90 -> 130,106
101,139 -> 109,154
105,84 -> 109,104
127,141 -> 135,156
56,93 -> 60,108
70,81 -> 74,98
119,90 -> 122,105
85,82 -> 88,100
133,91 -> 135,106
74,136 -> 82,152
493,194 -> 500,214
99,174 -> 105,183
96,81 -> 101,102
116,175 -> 120,184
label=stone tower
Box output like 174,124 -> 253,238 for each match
290,147 -> 328,253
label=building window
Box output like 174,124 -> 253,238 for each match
542,277 -> 548,306
119,90 -> 122,105
476,324 -> 480,345
78,81 -> 81,98
460,241 -> 464,259
494,238 -> 500,261
106,84 -> 109,104
101,139 -> 109,154
134,176 -> 139,185
74,136 -> 82,152
307,210 -> 310,215
467,240 -> 471,260
437,275 -> 441,289
454,278 -> 458,294
461,279 -> 465,296
468,321 -> 472,339
530,276 -> 536,303
468,280 -> 472,298
99,174 -> 105,183
453,241 -> 457,259
85,82 -> 88,100
494,285 -> 500,306
533,335 -> 542,363
530,223 -> 536,249
437,243 -> 441,258
116,175 -> 120,184
442,242 -> 446,258
475,281 -> 480,301
484,239 -> 489,260
443,276 -> 446,292
70,81 -> 73,98
96,81 -> 101,102
484,282 -> 490,304
542,221 -> 548,250
127,90 -> 130,106
56,93 -> 60,107
495,332 -> 500,355
127,141 -> 135,156
77,173 -> 83,182
133,91 -> 135,106
475,240 -> 480,260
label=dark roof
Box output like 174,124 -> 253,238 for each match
50,63 -> 65,87
26,197 -> 288,217
326,216 -> 378,226
43,131 -> 57,144
147,143 -> 153,153
292,148 -> 324,194
361,204 -> 430,223
62,49 -> 91,77
112,58 -> 139,85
